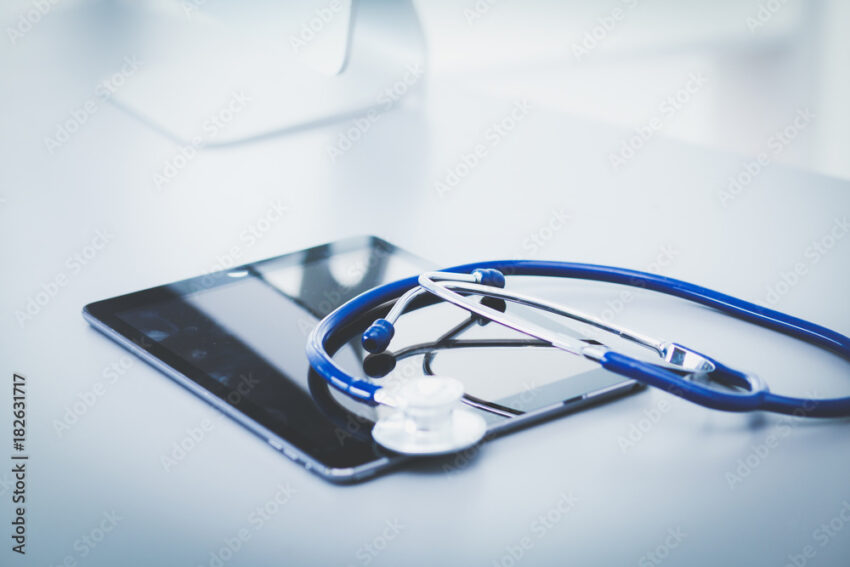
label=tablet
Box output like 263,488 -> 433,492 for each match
83,236 -> 641,482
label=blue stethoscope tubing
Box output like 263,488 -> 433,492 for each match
306,260 -> 850,418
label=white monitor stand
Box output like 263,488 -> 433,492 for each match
108,0 -> 426,147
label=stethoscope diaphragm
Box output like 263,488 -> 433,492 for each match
371,377 -> 486,455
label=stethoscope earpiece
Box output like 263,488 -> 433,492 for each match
362,318 -> 395,353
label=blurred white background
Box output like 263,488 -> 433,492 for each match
417,0 -> 850,181
5,0 -> 846,178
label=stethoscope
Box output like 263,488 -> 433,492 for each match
306,261 -> 850,456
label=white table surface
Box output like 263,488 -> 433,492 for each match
2,6 -> 850,567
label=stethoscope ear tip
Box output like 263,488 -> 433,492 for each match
362,318 -> 395,353
472,268 -> 506,288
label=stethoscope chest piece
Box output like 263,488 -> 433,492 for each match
372,377 -> 487,455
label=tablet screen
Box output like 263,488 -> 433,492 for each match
95,237 -> 427,470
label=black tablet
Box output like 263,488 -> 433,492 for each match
83,236 -> 641,482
